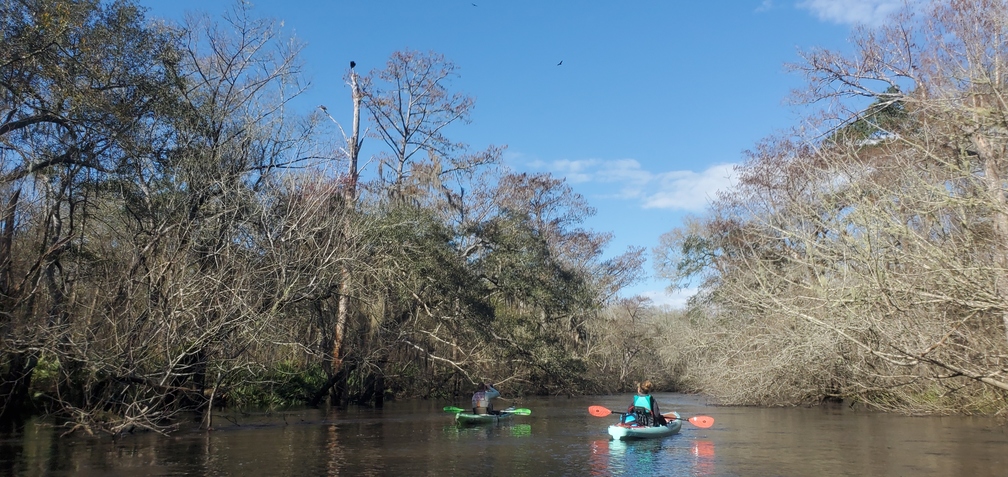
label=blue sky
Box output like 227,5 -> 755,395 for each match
141,0 -> 918,307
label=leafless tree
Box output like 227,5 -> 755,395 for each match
655,0 -> 1008,414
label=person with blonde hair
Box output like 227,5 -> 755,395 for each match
624,379 -> 667,426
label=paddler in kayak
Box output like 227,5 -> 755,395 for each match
471,382 -> 501,415
623,380 -> 667,426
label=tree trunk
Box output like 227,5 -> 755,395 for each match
0,189 -> 29,424
347,64 -> 361,199
975,131 -> 1008,347
0,189 -> 19,295
373,365 -> 385,408
0,351 -> 37,423
332,281 -> 349,403
331,63 -> 363,404
331,363 -> 352,408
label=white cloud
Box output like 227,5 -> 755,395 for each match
797,0 -> 925,27
540,158 -> 599,184
642,163 -> 736,211
544,158 -> 651,187
640,287 -> 697,309
756,0 -> 777,13
530,158 -> 737,213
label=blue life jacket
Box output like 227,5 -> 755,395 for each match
633,394 -> 653,409
624,394 -> 655,426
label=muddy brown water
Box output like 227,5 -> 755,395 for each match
1,393 -> 1005,476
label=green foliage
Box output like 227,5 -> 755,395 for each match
228,363 -> 328,410
29,354 -> 59,394
827,85 -> 907,145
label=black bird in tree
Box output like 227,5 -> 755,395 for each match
350,60 -> 356,69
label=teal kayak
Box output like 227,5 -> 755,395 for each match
608,411 -> 683,440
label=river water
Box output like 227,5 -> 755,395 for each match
1,393 -> 1005,476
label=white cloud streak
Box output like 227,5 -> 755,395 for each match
797,0 -> 923,27
756,0 -> 777,13
640,287 -> 697,309
642,164 -> 736,210
533,158 -> 737,212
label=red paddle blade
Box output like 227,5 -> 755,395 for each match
588,405 -> 613,417
688,415 -> 714,428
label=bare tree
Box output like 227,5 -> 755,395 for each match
655,0 -> 1008,413
361,49 -> 496,197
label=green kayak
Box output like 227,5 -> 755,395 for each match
455,412 -> 514,425
445,406 -> 531,425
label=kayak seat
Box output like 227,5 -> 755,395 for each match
623,406 -> 653,427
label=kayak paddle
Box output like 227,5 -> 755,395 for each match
502,407 -> 531,416
587,405 -> 714,429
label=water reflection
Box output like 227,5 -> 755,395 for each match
588,435 -> 721,475
589,439 -> 608,475
691,439 -> 714,458
509,423 -> 532,438
442,423 -> 493,440
325,423 -> 343,476
588,436 -> 718,476
440,422 -> 532,440
691,440 -> 716,475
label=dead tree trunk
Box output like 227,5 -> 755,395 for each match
329,61 -> 363,407
973,130 -> 1008,347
